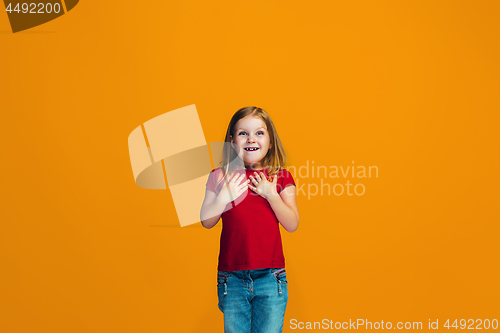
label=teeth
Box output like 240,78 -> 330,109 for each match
245,147 -> 259,151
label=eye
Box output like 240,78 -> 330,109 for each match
238,131 -> 247,136
256,131 -> 264,135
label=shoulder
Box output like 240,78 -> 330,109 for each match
277,168 -> 296,191
277,168 -> 294,178
206,168 -> 225,193
271,168 -> 296,194
209,167 -> 224,182
209,167 -> 223,174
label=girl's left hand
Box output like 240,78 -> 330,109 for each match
248,172 -> 278,200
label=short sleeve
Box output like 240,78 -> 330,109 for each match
205,168 -> 222,194
278,168 -> 296,194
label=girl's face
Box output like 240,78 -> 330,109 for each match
230,115 -> 272,169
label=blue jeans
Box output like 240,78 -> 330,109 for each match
217,268 -> 288,333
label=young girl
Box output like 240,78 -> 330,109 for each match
200,106 -> 299,333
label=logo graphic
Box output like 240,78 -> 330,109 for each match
127,104 -> 247,227
3,0 -> 78,33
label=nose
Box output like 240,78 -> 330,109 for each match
246,134 -> 256,143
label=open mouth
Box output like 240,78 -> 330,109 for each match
244,147 -> 260,151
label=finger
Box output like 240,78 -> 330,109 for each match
248,184 -> 256,192
249,176 -> 259,186
230,173 -> 242,183
228,173 -> 239,183
236,173 -> 246,184
260,172 -> 268,182
238,179 -> 251,188
273,175 -> 278,183
225,183 -> 234,200
239,185 -> 249,194
254,172 -> 261,182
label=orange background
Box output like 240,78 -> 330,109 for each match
1,1 -> 499,332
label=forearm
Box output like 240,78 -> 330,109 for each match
200,199 -> 227,229
267,193 -> 299,232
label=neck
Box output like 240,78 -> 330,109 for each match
244,162 -> 266,170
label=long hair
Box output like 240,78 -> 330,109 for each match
217,106 -> 287,187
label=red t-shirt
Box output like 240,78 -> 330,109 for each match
205,167 -> 296,271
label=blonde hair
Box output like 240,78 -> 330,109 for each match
216,106 -> 287,187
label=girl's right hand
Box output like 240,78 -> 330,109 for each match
216,173 -> 250,206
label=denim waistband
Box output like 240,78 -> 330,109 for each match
219,268 -> 285,280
